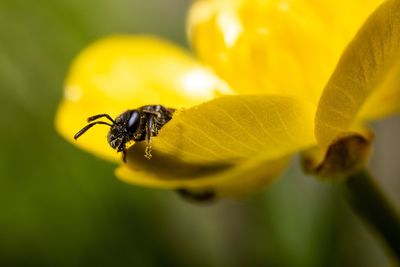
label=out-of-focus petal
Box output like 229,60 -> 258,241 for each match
116,95 -> 316,197
188,0 -> 382,103
55,35 -> 233,162
315,0 -> 400,148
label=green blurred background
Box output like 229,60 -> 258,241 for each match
0,0 -> 399,266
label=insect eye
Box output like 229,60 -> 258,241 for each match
127,110 -> 141,132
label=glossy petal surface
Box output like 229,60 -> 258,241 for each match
188,0 -> 382,103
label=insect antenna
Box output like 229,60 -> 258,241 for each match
87,114 -> 115,123
74,121 -> 113,140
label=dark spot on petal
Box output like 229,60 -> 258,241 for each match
176,188 -> 216,203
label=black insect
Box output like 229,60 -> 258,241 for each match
74,105 -> 175,161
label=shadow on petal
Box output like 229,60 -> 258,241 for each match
302,133 -> 373,181
125,142 -> 234,179
116,142 -> 291,199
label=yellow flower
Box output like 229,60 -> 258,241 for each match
56,0 -> 399,199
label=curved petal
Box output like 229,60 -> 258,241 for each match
116,95 -> 316,197
117,149 -> 290,198
55,35 -> 233,162
315,0 -> 400,148
188,0 -> 382,103
154,95 -> 316,164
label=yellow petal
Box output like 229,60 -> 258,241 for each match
154,95 -> 316,164
188,0 -> 382,103
116,95 -> 316,197
55,35 -> 233,161
117,149 -> 290,198
315,0 -> 400,148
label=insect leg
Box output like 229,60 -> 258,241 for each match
74,121 -> 113,139
122,150 -> 127,163
144,115 -> 155,160
87,114 -> 115,123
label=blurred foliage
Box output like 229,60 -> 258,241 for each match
0,0 -> 391,266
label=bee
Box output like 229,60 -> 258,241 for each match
74,105 -> 175,162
